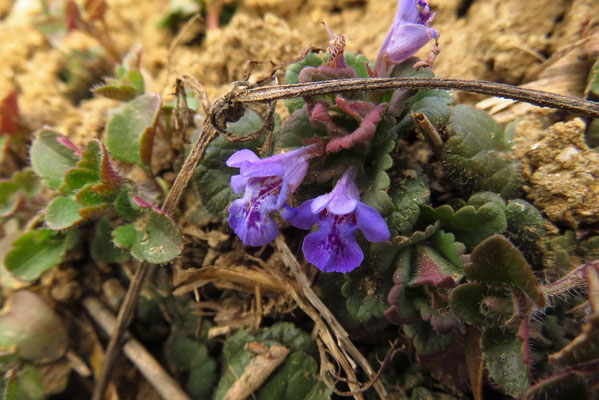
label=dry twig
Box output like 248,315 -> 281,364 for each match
222,343 -> 290,400
83,296 -> 190,400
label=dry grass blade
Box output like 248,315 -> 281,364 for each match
274,235 -> 388,399
222,343 -> 290,400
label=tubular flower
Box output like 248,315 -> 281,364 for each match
288,166 -> 390,273
226,144 -> 320,247
375,0 -> 438,76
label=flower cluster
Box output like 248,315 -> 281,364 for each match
226,0 -> 437,273
227,146 -> 390,273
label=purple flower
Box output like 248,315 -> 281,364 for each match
289,166 -> 390,273
375,0 -> 438,76
227,144 -> 320,247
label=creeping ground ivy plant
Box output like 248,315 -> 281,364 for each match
1,0 -> 599,398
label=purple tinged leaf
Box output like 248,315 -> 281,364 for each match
297,25 -> 359,82
0,90 -> 20,135
57,136 -> 82,156
93,142 -> 122,197
325,102 -> 386,153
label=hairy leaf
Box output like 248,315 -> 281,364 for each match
4,230 -> 72,281
105,93 -> 161,166
112,194 -> 182,264
45,196 -> 83,230
464,235 -> 545,307
442,104 -> 522,198
419,192 -> 507,249
30,129 -> 80,189
387,174 -> 430,236
482,328 -> 529,398
91,218 -> 130,263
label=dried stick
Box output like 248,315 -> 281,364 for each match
231,78 -> 599,119
92,122 -> 217,400
222,344 -> 290,400
412,111 -> 444,155
274,235 -> 388,398
83,296 -> 190,400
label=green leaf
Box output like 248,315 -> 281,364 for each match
432,229 -> 465,268
93,83 -> 138,101
45,196 -> 83,230
4,230 -> 70,281
0,181 -> 20,217
0,170 -> 41,217
112,195 -> 183,264
94,69 -> 145,101
105,93 -> 161,166
0,135 -> 9,165
482,328 -> 529,398
91,218 -> 130,263
449,283 -> 512,326
113,190 -> 143,219
1,365 -> 45,400
441,104 -> 522,199
166,334 -> 216,399
391,220 -> 440,248
505,199 -> 546,264
464,234 -> 545,307
403,320 -> 453,355
587,59 -> 599,97
419,192 -> 507,249
341,267 -> 393,323
387,174 -> 430,236
214,323 -> 322,400
30,129 -> 80,189
0,290 -> 68,362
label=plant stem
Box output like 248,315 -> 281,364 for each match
233,78 -> 599,119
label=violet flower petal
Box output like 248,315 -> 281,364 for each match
311,167 -> 359,215
227,176 -> 282,246
226,149 -> 260,168
355,203 -> 391,242
230,175 -> 248,194
302,215 -> 364,273
288,199 -> 319,229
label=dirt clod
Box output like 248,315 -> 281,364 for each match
514,117 -> 599,228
